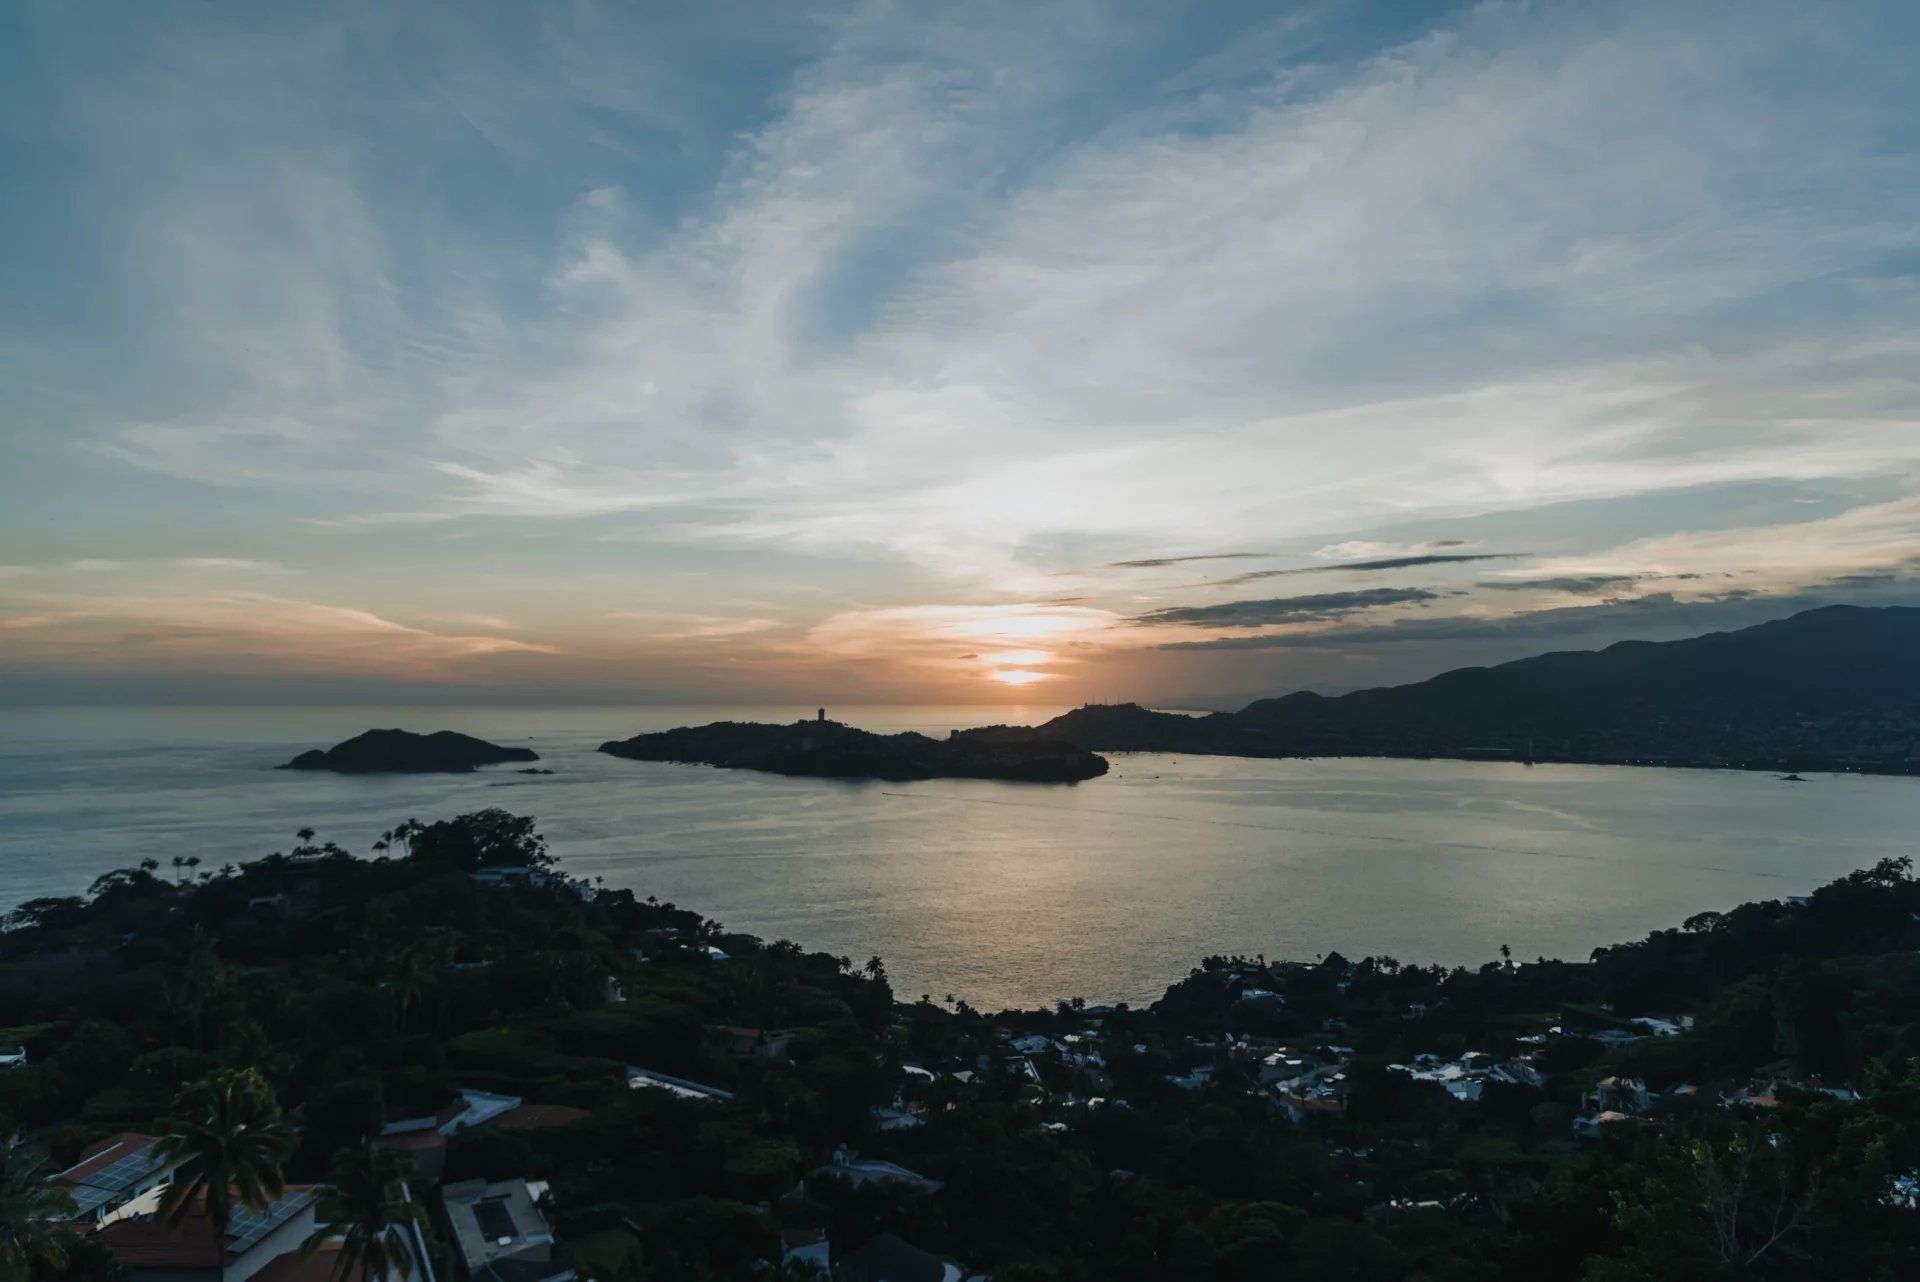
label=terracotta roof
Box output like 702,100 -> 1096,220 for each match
97,1213 -> 223,1268
60,1133 -> 161,1185
492,1104 -> 590,1130
253,1245 -> 376,1282
97,1186 -> 317,1268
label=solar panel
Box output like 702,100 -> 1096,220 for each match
225,1189 -> 314,1255
68,1185 -> 116,1217
81,1149 -> 164,1193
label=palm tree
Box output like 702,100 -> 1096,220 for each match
0,1145 -> 76,1282
155,1069 -> 296,1282
300,1148 -> 425,1282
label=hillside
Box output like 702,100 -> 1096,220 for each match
280,728 -> 540,773
1036,605 -> 1920,772
599,717 -> 1109,783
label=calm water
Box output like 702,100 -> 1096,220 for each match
2,705 -> 1916,1011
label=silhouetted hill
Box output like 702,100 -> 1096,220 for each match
599,718 -> 1108,783
280,728 -> 539,774
1033,605 -> 1920,773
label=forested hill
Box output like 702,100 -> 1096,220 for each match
1035,604 -> 1920,772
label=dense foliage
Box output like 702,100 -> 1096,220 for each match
3,810 -> 1918,1280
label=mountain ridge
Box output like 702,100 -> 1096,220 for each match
1031,604 -> 1920,773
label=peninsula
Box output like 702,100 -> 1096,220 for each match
1015,605 -> 1920,775
598,715 -> 1108,782
280,728 -> 540,774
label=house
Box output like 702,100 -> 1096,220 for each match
778,1228 -> 831,1275
373,1090 -> 526,1178
492,1104 -> 590,1131
815,1146 -> 942,1194
872,1104 -> 925,1132
836,1232 -> 979,1282
1276,1092 -> 1346,1124
1629,1015 -> 1692,1037
0,1046 -> 24,1068
1166,1066 -> 1212,1091
1574,1110 -> 1633,1135
625,1067 -> 734,1103
56,1132 -> 180,1226
1487,1061 -> 1545,1089
1584,1076 -> 1651,1115
707,1025 -> 798,1061
470,866 -> 547,889
442,1179 -> 574,1282
250,1242 -> 377,1282
96,1185 -> 320,1282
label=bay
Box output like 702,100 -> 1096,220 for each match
2,704 -> 1915,1011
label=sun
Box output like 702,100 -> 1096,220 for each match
989,669 -> 1058,686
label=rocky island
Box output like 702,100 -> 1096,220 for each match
279,728 -> 540,773
598,715 -> 1108,783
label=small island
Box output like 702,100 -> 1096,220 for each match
598,714 -> 1108,783
279,728 -> 540,774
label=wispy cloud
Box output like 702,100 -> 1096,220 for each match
6,2 -> 1920,699
1202,553 -> 1522,587
1104,553 -> 1273,570
1135,587 -> 1439,627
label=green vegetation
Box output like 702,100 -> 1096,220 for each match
3,809 -> 1919,1279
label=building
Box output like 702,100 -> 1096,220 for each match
778,1228 -> 831,1274
373,1090 -> 525,1180
625,1067 -> 734,1102
96,1186 -> 320,1282
56,1133 -> 179,1226
815,1146 -> 942,1194
707,1025 -> 799,1061
441,1179 -> 573,1282
835,1233 -> 978,1282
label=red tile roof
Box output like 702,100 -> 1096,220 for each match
96,1186 -> 317,1268
253,1245 -> 376,1282
59,1133 -> 161,1185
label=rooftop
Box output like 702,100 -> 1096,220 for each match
443,1179 -> 557,1273
97,1186 -> 317,1268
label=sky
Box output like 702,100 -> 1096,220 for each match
3,0 -> 1919,709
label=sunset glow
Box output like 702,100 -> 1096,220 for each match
3,3 -> 1918,708
989,669 -> 1059,686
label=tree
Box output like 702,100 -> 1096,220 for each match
300,1149 -> 426,1282
406,811 -> 549,872
0,1145 -> 76,1282
155,1070 -> 295,1282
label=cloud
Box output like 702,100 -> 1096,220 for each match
1160,586 -> 1919,651
1203,553 -> 1522,587
1104,553 -> 1272,569
1313,539 -> 1479,561
1135,587 -> 1439,628
608,611 -> 784,641
0,592 -> 554,677
1478,575 -> 1640,594
9,3 -> 1920,700
0,558 -> 297,578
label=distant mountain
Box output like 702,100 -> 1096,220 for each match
1031,605 -> 1920,774
599,717 -> 1109,783
280,729 -> 539,774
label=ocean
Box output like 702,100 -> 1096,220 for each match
2,703 -> 1915,1011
